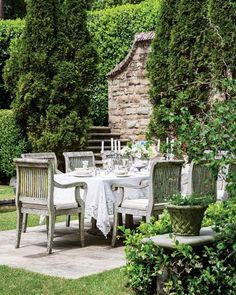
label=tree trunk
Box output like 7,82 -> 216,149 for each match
0,0 -> 4,20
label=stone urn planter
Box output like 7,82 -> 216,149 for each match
167,194 -> 215,236
167,204 -> 208,236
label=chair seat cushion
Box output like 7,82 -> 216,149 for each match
121,199 -> 148,211
54,202 -> 78,210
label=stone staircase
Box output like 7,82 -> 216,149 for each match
86,126 -> 129,166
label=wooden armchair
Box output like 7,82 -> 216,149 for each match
63,151 -> 95,173
111,160 -> 184,246
21,152 -> 62,174
15,158 -> 86,254
191,161 -> 218,198
21,152 -> 62,231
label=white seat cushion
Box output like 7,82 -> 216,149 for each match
121,199 -> 148,211
55,202 -> 78,210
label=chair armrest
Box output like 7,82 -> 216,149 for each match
111,181 -> 149,191
56,169 -> 64,174
54,180 -> 87,190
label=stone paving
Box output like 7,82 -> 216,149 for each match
0,219 -> 125,279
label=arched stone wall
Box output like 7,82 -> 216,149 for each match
107,32 -> 155,140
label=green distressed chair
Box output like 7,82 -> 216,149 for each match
15,158 -> 86,254
111,160 -> 184,246
191,161 -> 218,198
63,151 -> 95,173
21,152 -> 63,231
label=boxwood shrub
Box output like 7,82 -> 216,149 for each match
0,110 -> 26,181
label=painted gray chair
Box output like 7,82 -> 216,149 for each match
63,151 -> 95,173
15,158 -> 86,254
111,160 -> 184,246
21,152 -> 63,231
63,151 -> 95,227
191,161 -> 218,198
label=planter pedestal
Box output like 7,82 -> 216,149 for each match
142,227 -> 214,294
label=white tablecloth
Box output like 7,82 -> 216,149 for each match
54,172 -> 149,236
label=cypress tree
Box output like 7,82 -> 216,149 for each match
147,0 -> 214,138
208,0 -> 236,96
4,0 -> 97,154
168,0 -> 212,112
147,0 -> 178,138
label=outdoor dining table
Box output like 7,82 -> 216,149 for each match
54,171 -> 150,237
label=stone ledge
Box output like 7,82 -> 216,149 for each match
142,227 -> 214,249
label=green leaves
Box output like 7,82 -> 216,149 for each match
3,0 -> 97,155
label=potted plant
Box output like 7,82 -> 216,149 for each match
167,194 -> 215,236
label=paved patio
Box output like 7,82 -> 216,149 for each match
0,218 -> 125,279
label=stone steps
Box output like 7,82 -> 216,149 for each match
86,126 -> 129,166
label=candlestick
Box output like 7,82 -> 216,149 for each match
118,140 -> 121,153
157,139 -> 160,152
111,138 -> 114,151
166,137 -> 169,154
101,140 -> 104,153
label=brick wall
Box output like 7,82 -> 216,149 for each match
107,32 -> 154,140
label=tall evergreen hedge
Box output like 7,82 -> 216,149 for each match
147,0 -> 236,141
88,0 -> 161,124
3,0 -> 97,154
1,1 -> 161,125
0,19 -> 24,108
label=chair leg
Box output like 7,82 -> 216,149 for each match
125,214 -> 134,228
79,211 -> 85,247
118,213 -> 123,226
66,215 -> 71,227
45,216 -> 49,237
47,213 -> 55,254
16,209 -> 23,248
22,213 -> 28,233
112,211 -> 118,247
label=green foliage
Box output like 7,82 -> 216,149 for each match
168,194 -> 215,206
147,0 -> 236,141
3,0 -> 97,154
123,201 -> 236,294
0,19 -> 24,108
88,0 -> 161,124
122,211 -> 171,294
1,1 -> 160,125
3,0 -> 26,19
91,0 -> 144,10
0,110 -> 26,178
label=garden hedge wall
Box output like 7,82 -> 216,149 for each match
0,110 -> 26,181
0,19 -> 24,109
0,0 -> 161,125
88,0 -> 160,124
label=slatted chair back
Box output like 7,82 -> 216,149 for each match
21,153 -> 58,174
63,151 -> 95,172
15,158 -> 54,208
150,160 -> 184,206
192,162 -> 218,198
